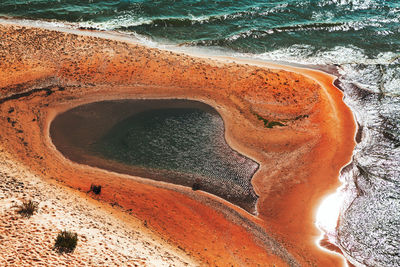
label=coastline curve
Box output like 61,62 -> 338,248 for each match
0,21 -> 356,266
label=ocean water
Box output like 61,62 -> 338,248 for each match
1,1 -> 399,266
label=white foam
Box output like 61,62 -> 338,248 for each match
244,45 -> 399,66
76,16 -> 153,30
2,16 -> 398,68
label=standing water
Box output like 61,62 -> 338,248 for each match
50,100 -> 259,213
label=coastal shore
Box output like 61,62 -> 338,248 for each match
0,21 -> 356,266
0,147 -> 197,266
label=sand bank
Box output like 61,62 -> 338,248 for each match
0,22 -> 356,266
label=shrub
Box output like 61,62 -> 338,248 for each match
192,182 -> 201,191
252,111 -> 286,128
89,184 -> 102,195
16,200 -> 38,217
54,230 -> 78,253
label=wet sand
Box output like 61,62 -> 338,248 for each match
0,21 -> 356,266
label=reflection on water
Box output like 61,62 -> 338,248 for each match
335,63 -> 400,267
51,99 -> 259,213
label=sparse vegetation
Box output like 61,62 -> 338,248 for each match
16,200 -> 38,217
54,230 -> 78,253
253,112 -> 286,128
192,182 -> 201,191
294,114 -> 309,121
89,184 -> 102,195
252,110 -> 309,128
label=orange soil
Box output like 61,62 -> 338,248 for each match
0,22 -> 356,266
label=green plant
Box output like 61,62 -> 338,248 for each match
253,112 -> 285,128
294,114 -> 309,120
54,230 -> 78,253
89,184 -> 102,195
16,200 -> 38,217
192,182 -> 201,191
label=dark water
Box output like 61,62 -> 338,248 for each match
50,100 -> 259,213
2,1 -> 400,265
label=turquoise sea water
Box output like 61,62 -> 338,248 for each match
0,0 -> 399,61
1,1 -> 399,266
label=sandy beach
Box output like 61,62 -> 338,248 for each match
0,21 -> 356,266
0,147 -> 197,266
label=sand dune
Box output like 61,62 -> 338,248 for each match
0,149 -> 196,266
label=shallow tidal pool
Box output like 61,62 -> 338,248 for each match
51,99 -> 259,212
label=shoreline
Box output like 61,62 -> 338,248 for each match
49,99 -> 259,213
0,147 -> 198,266
0,21 -> 356,266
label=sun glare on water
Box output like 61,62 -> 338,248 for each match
315,187 -> 353,267
316,190 -> 345,238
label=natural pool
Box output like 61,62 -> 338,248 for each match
50,99 -> 259,212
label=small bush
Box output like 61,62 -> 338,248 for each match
192,182 -> 201,191
89,184 -> 101,195
54,230 -> 78,253
252,111 -> 286,128
16,200 -> 38,217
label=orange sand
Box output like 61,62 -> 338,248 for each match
0,22 -> 356,266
